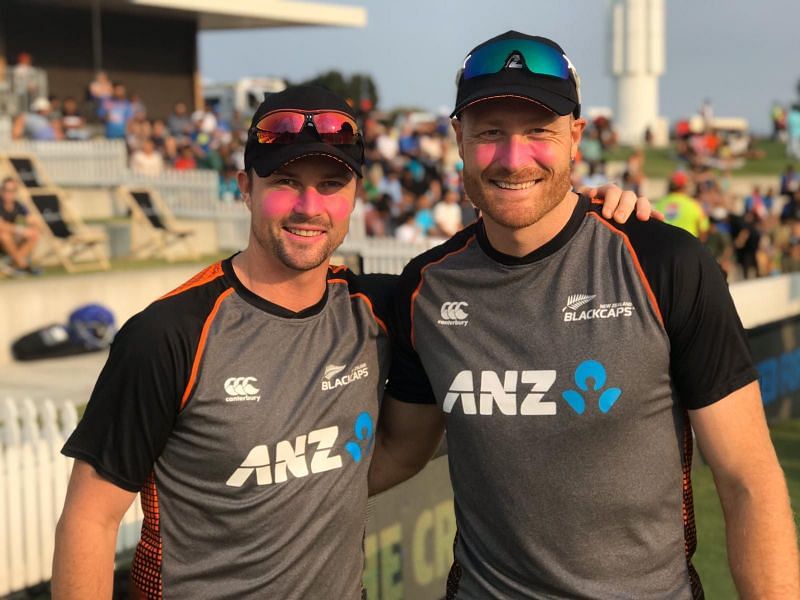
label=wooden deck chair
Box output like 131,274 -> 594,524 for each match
2,152 -> 53,190
23,188 -> 110,272
117,186 -> 198,262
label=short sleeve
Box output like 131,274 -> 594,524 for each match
62,309 -> 194,491
622,218 -> 758,409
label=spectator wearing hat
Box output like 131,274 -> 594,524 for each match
654,171 -> 709,239
12,97 -> 62,140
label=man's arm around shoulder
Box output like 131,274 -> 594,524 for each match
52,460 -> 137,599
369,394 -> 445,496
690,381 -> 799,598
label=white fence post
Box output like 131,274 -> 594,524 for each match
1,397 -> 26,592
0,397 -> 145,595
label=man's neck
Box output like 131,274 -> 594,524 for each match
232,248 -> 329,313
482,190 -> 579,257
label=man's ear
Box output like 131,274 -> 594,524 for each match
237,170 -> 252,210
452,118 -> 465,160
570,117 -> 587,161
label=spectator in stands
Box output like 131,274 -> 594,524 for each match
733,209 -> 762,280
151,119 -> 168,150
218,165 -> 241,202
654,171 -> 709,240
61,96 -> 90,140
88,71 -> 113,106
364,196 -> 392,237
780,164 -> 799,201
413,194 -> 437,238
395,210 -> 421,242
173,144 -> 197,170
0,177 -> 41,276
130,138 -> 164,177
783,220 -> 800,272
788,104 -> 800,160
704,213 -> 734,277
433,188 -> 463,237
12,97 -> 62,140
167,101 -> 193,138
11,52 -> 41,113
98,82 -> 133,140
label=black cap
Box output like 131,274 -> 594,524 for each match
452,31 -> 580,119
244,85 -> 364,178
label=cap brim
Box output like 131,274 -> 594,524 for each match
451,84 -> 576,118
249,142 -> 363,179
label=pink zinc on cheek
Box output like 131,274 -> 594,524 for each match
529,141 -> 557,167
324,194 -> 353,222
259,189 -> 297,218
475,144 -> 497,168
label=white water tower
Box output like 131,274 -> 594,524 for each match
610,0 -> 669,146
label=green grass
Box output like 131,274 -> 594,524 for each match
0,251 -> 231,281
692,419 -> 800,596
605,139 -> 793,179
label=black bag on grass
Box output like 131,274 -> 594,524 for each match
12,304 -> 116,361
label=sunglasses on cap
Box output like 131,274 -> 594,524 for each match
251,110 -> 361,146
457,38 -> 579,87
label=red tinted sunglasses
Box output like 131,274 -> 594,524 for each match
252,110 -> 361,145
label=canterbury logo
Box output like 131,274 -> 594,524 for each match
224,377 -> 261,402
323,364 -> 347,380
438,301 -> 469,326
563,294 -> 596,311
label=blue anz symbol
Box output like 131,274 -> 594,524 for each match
344,411 -> 375,463
561,360 -> 622,415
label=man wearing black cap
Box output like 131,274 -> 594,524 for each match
53,85 -> 392,599
374,31 -> 799,598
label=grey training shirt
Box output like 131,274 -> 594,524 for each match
387,195 -> 757,599
64,258 -> 393,599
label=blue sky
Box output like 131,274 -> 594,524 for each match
199,0 -> 800,134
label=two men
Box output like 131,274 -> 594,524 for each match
373,31 -> 798,598
53,79 -> 647,597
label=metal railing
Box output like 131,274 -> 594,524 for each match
0,397 -> 142,596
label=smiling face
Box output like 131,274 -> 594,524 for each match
238,155 -> 356,272
454,97 -> 585,230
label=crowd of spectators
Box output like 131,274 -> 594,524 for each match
5,53 -> 800,280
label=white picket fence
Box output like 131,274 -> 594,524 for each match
0,397 -> 143,596
341,237 -> 441,274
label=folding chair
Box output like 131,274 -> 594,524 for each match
24,188 -> 110,272
116,186 -> 198,262
2,152 -> 53,190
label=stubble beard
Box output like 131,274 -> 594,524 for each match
253,219 -> 345,272
463,162 -> 574,229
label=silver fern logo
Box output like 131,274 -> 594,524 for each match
323,364 -> 347,380
563,294 -> 596,312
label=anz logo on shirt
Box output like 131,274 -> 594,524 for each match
443,360 -> 622,416
226,412 -> 375,488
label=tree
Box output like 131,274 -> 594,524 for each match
299,70 -> 379,112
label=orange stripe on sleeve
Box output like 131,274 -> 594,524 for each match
411,235 -> 476,349
328,279 -> 389,335
160,262 -> 224,301
350,292 -> 388,335
180,287 -> 234,409
587,213 -> 664,328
